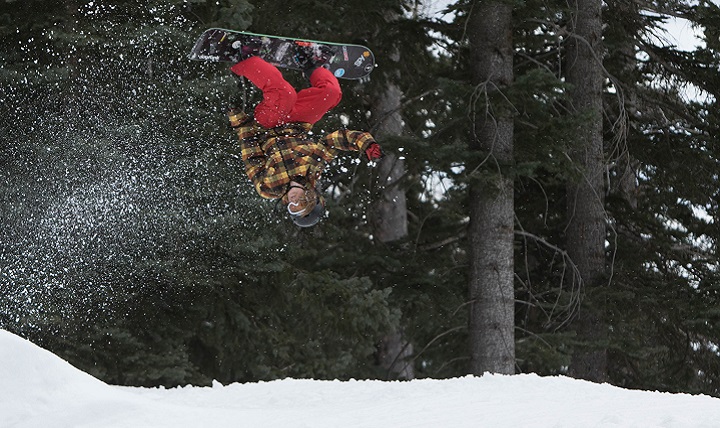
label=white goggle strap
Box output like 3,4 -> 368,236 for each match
287,201 -> 309,217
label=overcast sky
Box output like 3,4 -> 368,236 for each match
422,0 -> 711,52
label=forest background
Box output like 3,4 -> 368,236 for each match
2,0 -> 720,396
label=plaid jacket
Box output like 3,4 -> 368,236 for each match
228,110 -> 377,199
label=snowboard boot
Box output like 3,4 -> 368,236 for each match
294,43 -> 334,78
232,38 -> 264,62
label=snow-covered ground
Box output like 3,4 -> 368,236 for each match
2,330 -> 720,428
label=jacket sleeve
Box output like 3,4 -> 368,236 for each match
228,110 -> 271,195
322,129 -> 376,156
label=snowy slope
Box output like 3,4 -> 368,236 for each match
2,329 -> 720,428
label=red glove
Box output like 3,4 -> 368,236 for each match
365,143 -> 384,161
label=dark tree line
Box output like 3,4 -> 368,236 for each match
2,0 -> 720,395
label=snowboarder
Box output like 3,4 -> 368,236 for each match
227,45 -> 383,227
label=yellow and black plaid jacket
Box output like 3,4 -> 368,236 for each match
228,110 -> 377,199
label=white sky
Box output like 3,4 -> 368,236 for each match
422,0 -> 711,52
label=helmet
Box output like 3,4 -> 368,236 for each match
286,193 -> 325,228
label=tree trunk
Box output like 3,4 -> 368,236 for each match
376,330 -> 414,379
372,81 -> 408,243
467,0 -> 515,375
371,49 -> 412,379
564,0 -> 608,382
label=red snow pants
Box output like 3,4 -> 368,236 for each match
230,56 -> 342,128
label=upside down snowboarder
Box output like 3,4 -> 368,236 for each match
226,42 -> 383,227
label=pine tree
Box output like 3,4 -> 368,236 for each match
465,0 -> 516,375
563,0 -> 608,382
599,0 -> 720,394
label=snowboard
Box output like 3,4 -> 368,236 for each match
188,28 -> 376,80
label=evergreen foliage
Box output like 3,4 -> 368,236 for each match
0,0 -> 398,386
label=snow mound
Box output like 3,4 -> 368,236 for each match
0,330 -> 107,394
0,330 -> 125,428
2,329 -> 720,428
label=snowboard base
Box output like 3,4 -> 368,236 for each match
188,28 -> 375,80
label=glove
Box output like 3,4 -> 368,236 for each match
364,142 -> 384,161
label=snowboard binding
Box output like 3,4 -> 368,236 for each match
231,38 -> 267,62
293,43 -> 335,72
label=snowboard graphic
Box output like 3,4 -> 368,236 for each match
188,28 -> 376,80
